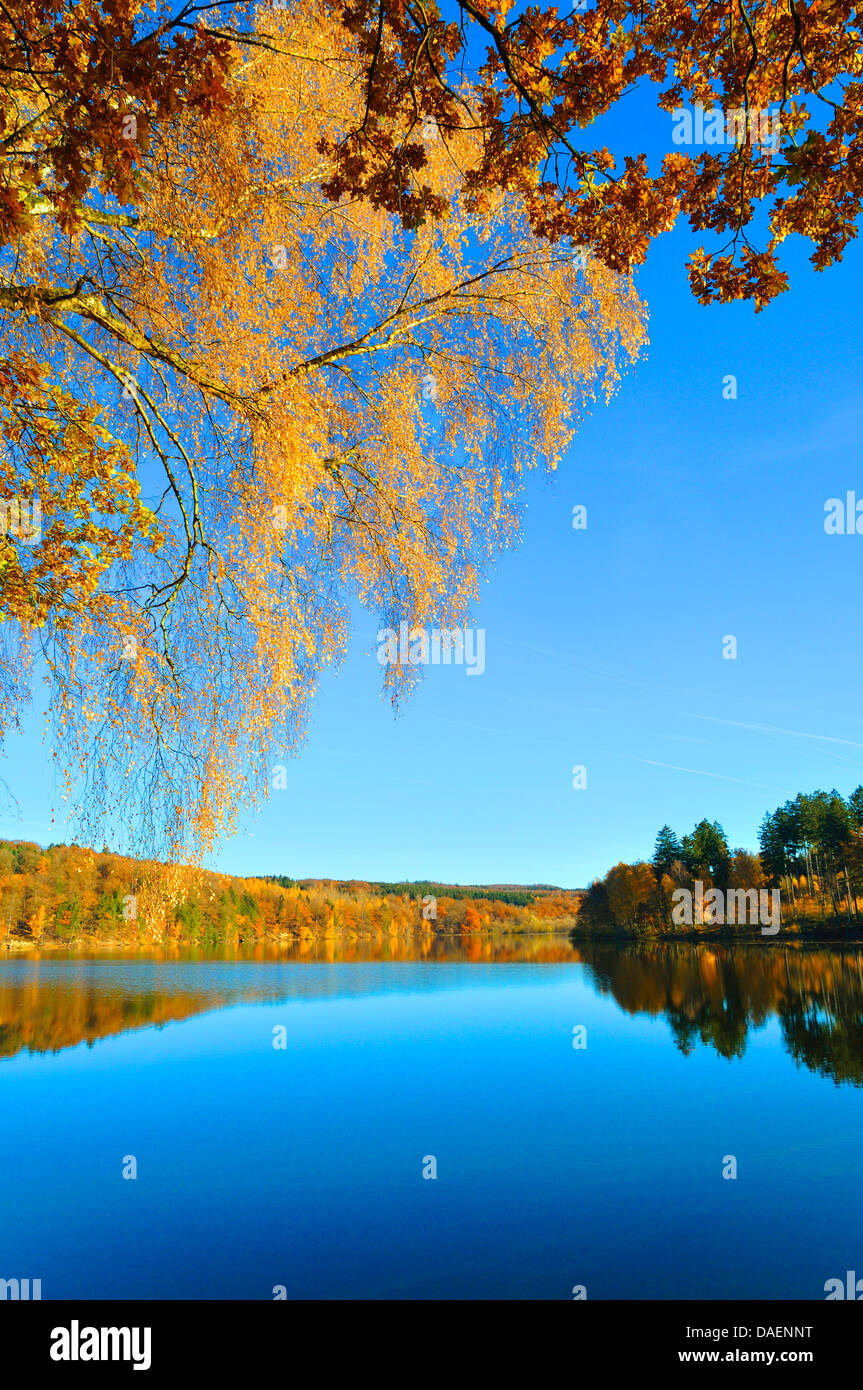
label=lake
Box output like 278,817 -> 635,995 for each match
1,941 -> 861,1299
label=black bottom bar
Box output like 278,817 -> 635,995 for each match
1,1299 -> 856,1376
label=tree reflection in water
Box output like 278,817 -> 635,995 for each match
574,943 -> 863,1085
1,939 -> 862,1086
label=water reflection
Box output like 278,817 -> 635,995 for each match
575,943 -> 863,1086
2,938 -> 863,1086
0,930 -> 575,1060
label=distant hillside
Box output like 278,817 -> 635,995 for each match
0,840 -> 583,949
257,876 -> 574,907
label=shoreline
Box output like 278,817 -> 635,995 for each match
568,925 -> 863,945
3,923 -> 863,955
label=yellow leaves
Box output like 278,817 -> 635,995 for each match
0,1 -> 645,867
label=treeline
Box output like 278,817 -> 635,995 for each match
758,789 -> 863,920
0,841 -> 582,948
257,876 -> 546,907
578,785 -> 863,937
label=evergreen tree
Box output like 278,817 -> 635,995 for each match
652,825 -> 682,878
682,819 -> 730,886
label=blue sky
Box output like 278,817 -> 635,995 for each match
3,64 -> 863,887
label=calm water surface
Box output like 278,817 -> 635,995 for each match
1,941 -> 861,1299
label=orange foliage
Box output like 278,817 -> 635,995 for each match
0,2 -> 646,867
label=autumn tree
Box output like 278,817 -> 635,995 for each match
0,1 -> 235,242
27,903 -> 46,941
603,860 -> 656,929
729,848 -> 764,891
462,903 -> 482,932
306,0 -> 863,308
0,0 -> 646,864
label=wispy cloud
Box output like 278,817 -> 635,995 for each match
817,749 -> 863,772
680,713 -> 863,750
625,756 -> 784,791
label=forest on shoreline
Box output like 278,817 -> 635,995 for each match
3,782 -> 863,954
0,839 -> 581,951
578,786 -> 863,939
